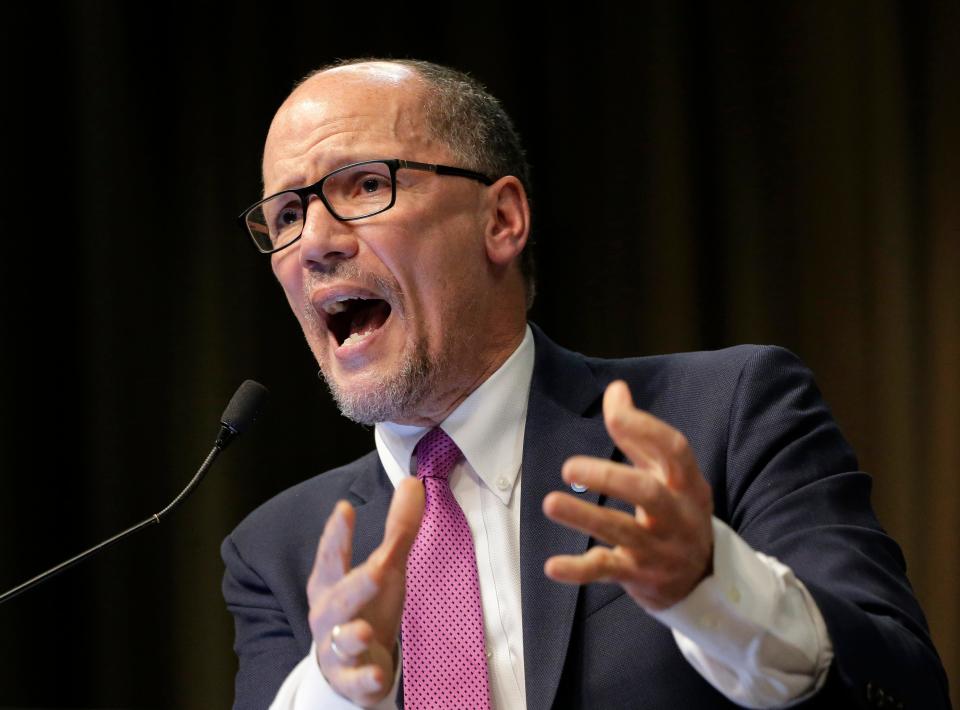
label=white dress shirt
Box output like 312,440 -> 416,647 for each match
271,326 -> 833,709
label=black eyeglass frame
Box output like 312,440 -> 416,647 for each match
237,158 -> 495,254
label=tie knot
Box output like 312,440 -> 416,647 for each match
415,427 -> 462,481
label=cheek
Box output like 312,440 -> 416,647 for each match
365,201 -> 486,325
271,255 -> 316,333
272,253 -> 302,303
419,244 -> 488,338
393,215 -> 485,284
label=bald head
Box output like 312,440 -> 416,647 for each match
263,63 -> 435,195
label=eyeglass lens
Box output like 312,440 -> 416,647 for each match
246,161 -> 395,251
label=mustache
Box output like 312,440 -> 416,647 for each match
302,261 -> 404,309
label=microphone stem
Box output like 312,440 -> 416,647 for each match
0,517 -> 160,605
0,442 -> 224,606
156,444 -> 221,521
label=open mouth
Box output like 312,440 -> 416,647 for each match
322,296 -> 392,348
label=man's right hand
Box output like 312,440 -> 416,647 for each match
307,477 -> 425,707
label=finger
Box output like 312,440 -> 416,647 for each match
602,381 -> 699,490
312,563 -> 380,632
543,491 -> 649,548
309,501 -> 356,592
325,662 -> 387,700
330,618 -> 375,658
371,477 -> 425,571
602,381 -> 656,469
544,546 -> 641,585
560,456 -> 671,523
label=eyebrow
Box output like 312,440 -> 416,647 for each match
263,152 -> 376,197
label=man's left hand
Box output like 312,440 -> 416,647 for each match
543,380 -> 714,611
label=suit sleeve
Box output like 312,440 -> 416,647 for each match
723,345 -> 949,709
222,533 -> 307,710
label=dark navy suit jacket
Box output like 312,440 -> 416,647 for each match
222,325 -> 949,709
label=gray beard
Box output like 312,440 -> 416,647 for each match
318,332 -> 439,425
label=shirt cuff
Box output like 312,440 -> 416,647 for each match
269,642 -> 401,710
648,517 -> 834,709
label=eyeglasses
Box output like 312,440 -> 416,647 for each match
238,158 -> 495,254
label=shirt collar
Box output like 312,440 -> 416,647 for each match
374,324 -> 535,505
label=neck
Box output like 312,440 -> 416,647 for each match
393,323 -> 527,427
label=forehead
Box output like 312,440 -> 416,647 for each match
262,64 -> 441,193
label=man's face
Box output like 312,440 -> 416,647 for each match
262,64 -> 493,425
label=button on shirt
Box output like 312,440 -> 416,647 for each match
271,326 -> 834,709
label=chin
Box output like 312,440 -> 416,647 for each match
317,342 -> 438,426
321,373 -> 414,425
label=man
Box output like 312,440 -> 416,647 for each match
223,59 -> 949,709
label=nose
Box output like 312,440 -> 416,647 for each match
297,195 -> 359,271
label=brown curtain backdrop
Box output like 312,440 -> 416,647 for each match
0,1 -> 956,706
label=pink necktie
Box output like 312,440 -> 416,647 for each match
401,427 -> 491,709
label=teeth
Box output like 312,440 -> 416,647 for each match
341,328 -> 376,348
323,295 -> 367,315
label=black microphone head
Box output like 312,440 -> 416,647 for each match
220,380 -> 270,435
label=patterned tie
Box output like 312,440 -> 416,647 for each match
401,427 -> 491,709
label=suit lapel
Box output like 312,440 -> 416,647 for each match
346,456 -> 394,568
521,326 -> 614,710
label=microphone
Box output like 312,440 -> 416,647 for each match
0,379 -> 270,606
216,379 -> 270,449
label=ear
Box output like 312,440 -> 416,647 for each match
482,176 -> 530,267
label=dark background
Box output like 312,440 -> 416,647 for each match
1,1 -> 957,707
